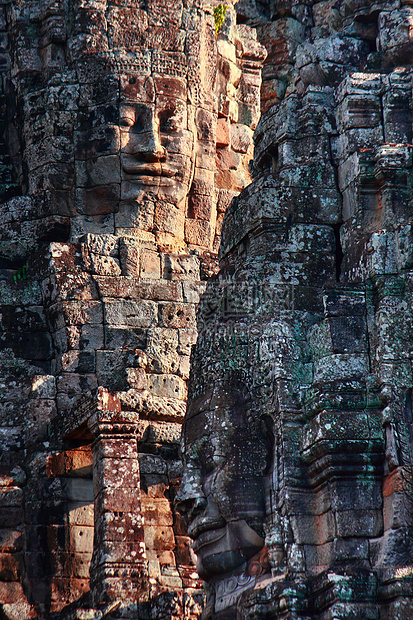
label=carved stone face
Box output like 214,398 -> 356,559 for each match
69,68 -> 200,235
177,382 -> 272,580
119,76 -> 195,209
10,1 -> 215,239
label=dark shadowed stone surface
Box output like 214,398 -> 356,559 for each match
178,1 -> 413,618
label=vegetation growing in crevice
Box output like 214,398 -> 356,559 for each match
214,4 -> 227,36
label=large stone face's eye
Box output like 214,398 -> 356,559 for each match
200,451 -> 215,476
119,105 -> 135,128
120,106 -> 150,132
187,433 -> 215,477
159,108 -> 178,133
131,107 -> 150,133
131,115 -> 145,133
119,115 -> 134,128
158,100 -> 185,133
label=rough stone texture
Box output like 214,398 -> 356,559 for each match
0,0 -> 264,618
178,1 -> 413,619
2,0 -> 413,619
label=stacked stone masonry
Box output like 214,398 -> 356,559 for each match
0,0 -> 265,617
179,1 -> 413,619
2,0 -> 413,619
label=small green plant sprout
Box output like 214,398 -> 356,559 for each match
214,3 -> 228,37
13,264 -> 27,283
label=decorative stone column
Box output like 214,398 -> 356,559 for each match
87,387 -> 148,606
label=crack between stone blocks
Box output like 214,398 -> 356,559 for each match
365,286 -> 373,377
378,75 -> 386,145
328,133 -> 344,283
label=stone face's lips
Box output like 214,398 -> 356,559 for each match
122,164 -> 178,179
122,163 -> 162,175
188,515 -> 226,542
191,525 -> 227,552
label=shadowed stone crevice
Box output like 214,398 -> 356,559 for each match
332,223 -> 344,282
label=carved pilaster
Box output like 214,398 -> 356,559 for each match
87,388 -> 148,606
302,287 -> 384,570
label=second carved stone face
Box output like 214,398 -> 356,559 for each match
177,381 -> 272,581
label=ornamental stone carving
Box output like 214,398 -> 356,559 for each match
0,0 -> 264,617
178,1 -> 413,618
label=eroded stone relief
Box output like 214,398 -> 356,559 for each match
178,1 -> 413,618
0,0 -> 265,617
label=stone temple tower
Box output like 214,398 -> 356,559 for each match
178,1 -> 413,618
2,0 -> 413,619
0,0 -> 264,617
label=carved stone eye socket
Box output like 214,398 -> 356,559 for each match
197,442 -> 218,476
200,455 -> 215,476
131,116 -> 145,133
119,112 -> 145,132
119,116 -> 134,128
159,109 -> 177,132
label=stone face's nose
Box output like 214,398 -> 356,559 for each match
175,466 -> 207,523
137,117 -> 165,162
120,105 -> 166,162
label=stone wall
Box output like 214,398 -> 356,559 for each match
0,1 -> 265,618
179,1 -> 413,619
